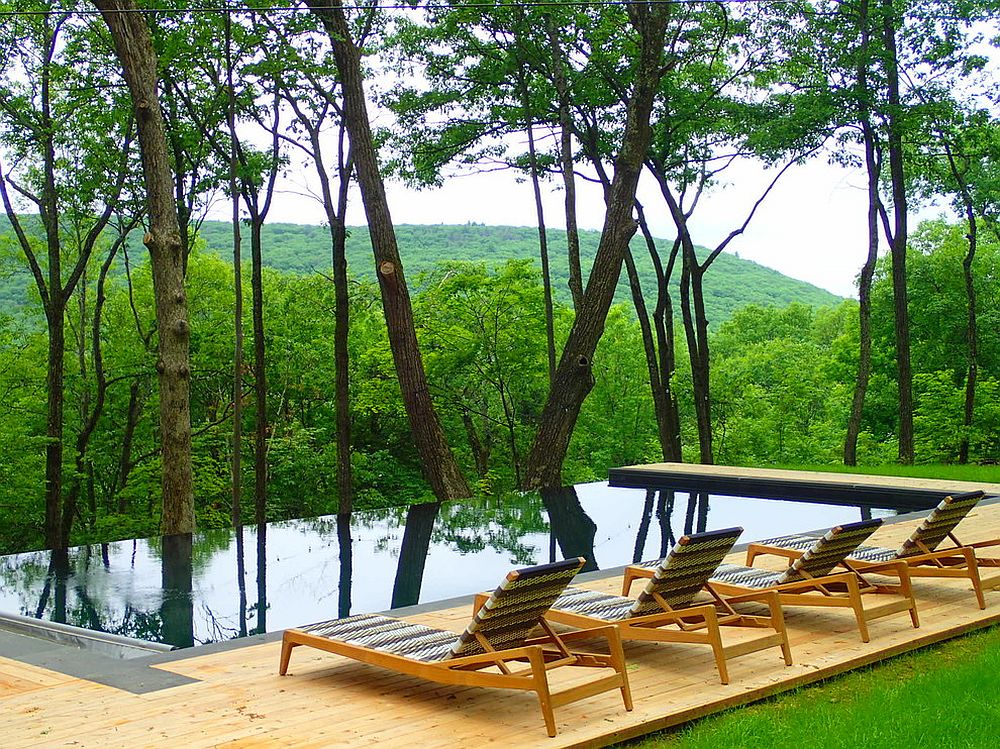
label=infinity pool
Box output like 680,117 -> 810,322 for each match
0,482 -> 902,649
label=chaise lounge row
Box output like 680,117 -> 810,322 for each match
277,490 -> 999,737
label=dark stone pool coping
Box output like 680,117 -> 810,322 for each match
3,497 -> 997,695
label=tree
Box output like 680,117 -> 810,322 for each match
0,5 -> 134,546
94,0 -> 194,535
306,0 -> 471,500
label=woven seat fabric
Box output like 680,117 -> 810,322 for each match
897,491 -> 985,558
450,557 -> 584,659
776,519 -> 882,585
553,587 -> 636,622
629,527 -> 743,617
755,533 -> 821,551
710,563 -> 785,589
302,613 -> 459,662
847,545 -> 898,563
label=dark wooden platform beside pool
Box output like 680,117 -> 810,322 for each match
3,477 -> 1000,748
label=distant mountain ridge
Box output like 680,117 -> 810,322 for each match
0,218 -> 843,323
195,221 -> 843,322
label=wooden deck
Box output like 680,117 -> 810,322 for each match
608,462 -> 1000,508
3,501 -> 1000,748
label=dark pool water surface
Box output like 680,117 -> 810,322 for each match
0,482 -> 902,648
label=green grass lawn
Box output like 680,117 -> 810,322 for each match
620,624 -> 1000,748
770,463 -> 1000,484
617,463 -> 1000,749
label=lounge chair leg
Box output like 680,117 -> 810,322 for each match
621,569 -> 639,597
847,578 -> 870,643
897,566 -> 920,629
703,607 -> 729,685
528,647 -> 557,737
279,637 -> 297,675
606,626 -> 633,711
766,592 -> 793,666
964,548 -> 987,610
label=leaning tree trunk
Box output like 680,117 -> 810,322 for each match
521,4 -> 672,489
95,0 -> 194,534
307,0 -> 469,500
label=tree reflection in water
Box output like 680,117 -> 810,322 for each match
160,533 -> 193,648
391,502 -> 441,609
540,486 -> 598,572
0,483 -> 898,649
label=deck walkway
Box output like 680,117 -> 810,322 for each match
608,462 -> 1000,508
2,489 -> 1000,747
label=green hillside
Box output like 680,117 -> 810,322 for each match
195,221 -> 843,322
0,218 -> 842,323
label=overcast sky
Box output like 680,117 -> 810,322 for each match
264,151 -> 949,300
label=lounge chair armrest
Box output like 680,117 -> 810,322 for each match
964,538 -> 1000,550
745,542 -> 803,565
532,623 -> 620,646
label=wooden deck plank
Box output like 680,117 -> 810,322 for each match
2,495 -> 999,749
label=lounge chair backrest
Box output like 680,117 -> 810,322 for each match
448,557 -> 584,659
897,490 -> 985,557
777,519 -> 882,584
629,527 -> 743,617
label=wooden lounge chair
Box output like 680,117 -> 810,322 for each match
279,557 -> 633,737
745,490 -> 1000,609
531,527 -> 792,685
625,519 -> 920,643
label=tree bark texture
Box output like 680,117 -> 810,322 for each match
307,0 -> 470,500
95,0 -> 194,534
521,5 -> 671,489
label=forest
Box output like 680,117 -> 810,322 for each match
0,1 -> 998,555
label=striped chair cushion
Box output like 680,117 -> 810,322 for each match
552,587 -> 637,622
756,533 -> 898,564
629,527 -> 743,616
450,557 -> 584,659
898,491 -> 985,558
759,491 -> 985,564
710,563 -> 786,589
776,519 -> 882,584
301,613 -> 459,662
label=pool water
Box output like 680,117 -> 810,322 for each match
0,482 -> 901,649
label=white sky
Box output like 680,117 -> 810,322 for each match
267,153 -> 950,299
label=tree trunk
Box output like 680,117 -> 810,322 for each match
546,18 -> 584,311
307,0 -> 470,500
521,5 -> 671,489
226,12 -> 244,528
520,86 -> 557,383
845,4 -> 880,466
623,246 -> 673,460
636,204 -> 682,460
880,0 -> 913,464
248,218 -> 268,524
941,140 -> 980,464
96,0 -> 194,535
